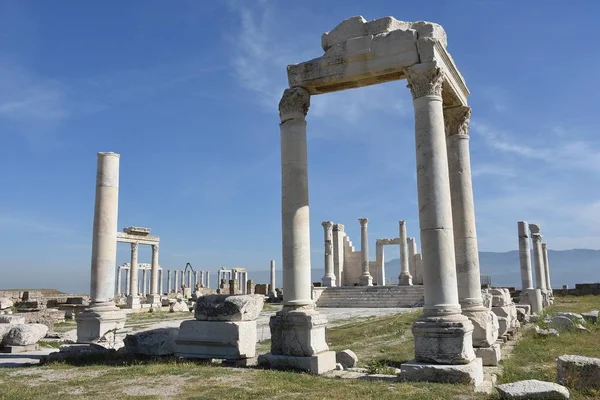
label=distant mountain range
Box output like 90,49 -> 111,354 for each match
249,249 -> 600,290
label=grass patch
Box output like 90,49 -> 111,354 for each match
500,295 -> 600,400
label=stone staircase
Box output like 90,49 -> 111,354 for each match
316,286 -> 425,308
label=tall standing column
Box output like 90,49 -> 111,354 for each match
125,268 -> 130,296
322,221 -> 336,287
147,244 -> 160,305
260,87 -> 336,374
398,220 -> 412,285
269,260 -> 276,296
174,269 -> 179,292
279,87 -> 312,307
167,270 -> 172,293
445,105 -> 497,349
530,224 -> 548,307
402,62 -> 475,367
407,238 -> 417,280
116,267 -> 122,297
206,271 -> 210,289
375,240 -> 385,286
158,269 -> 163,295
358,218 -> 373,286
542,243 -> 553,293
194,271 -> 198,287
76,152 -> 125,343
142,268 -> 147,296
126,243 -> 140,308
518,221 -> 534,291
180,270 -> 184,291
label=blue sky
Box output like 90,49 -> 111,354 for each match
2,0 -> 600,293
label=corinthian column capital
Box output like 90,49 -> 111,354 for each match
444,106 -> 471,136
279,87 -> 310,122
321,221 -> 333,231
358,218 -> 369,227
406,62 -> 444,100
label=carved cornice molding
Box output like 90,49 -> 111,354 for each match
444,106 -> 471,136
279,87 -> 310,122
406,63 -> 444,100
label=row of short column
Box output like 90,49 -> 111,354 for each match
116,267 -> 163,297
126,243 -> 160,308
518,221 -> 553,313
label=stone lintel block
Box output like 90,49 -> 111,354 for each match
175,320 -> 256,360
269,309 -> 329,357
557,354 -> 600,390
400,357 -> 483,386
474,343 -> 502,366
258,351 -> 336,375
1,344 -> 38,353
75,306 -> 126,343
412,315 -> 476,364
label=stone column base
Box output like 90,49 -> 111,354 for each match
322,276 -> 336,287
541,289 -> 552,307
463,306 -> 499,348
358,274 -> 373,286
398,274 -> 413,286
401,357 -> 483,385
75,303 -> 126,343
175,320 -> 256,360
126,296 -> 141,309
412,314 -> 476,364
265,307 -> 335,375
258,351 -> 336,375
146,294 -> 162,306
474,343 -> 502,366
527,288 -> 544,314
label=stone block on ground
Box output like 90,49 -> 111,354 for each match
400,358 -> 483,385
556,354 -> 600,390
0,297 -> 13,310
534,326 -> 559,337
258,351 -> 336,375
123,327 -> 179,356
336,349 -> 358,368
3,323 -> 48,346
496,379 -> 569,399
553,312 -> 585,326
0,315 -> 25,325
169,299 -> 189,312
551,316 -> 576,330
194,294 -> 264,321
474,343 -> 502,366
42,343 -> 116,362
175,320 -> 256,360
581,311 -> 599,323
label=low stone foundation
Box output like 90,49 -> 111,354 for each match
401,358 -> 483,385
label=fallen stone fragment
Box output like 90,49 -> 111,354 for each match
0,315 -> 25,324
553,312 -> 585,326
0,297 -> 13,310
496,379 -> 569,399
556,354 -> 600,390
581,311 -> 598,323
336,349 -> 358,368
551,316 -> 576,330
169,299 -> 189,313
575,324 -> 590,333
124,327 -> 179,356
194,294 -> 264,321
335,363 -> 344,371
534,326 -> 559,337
4,323 -> 49,346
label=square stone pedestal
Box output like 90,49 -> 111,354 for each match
258,308 -> 336,375
359,275 -> 373,286
526,288 -> 544,314
145,294 -> 162,308
474,343 -> 502,366
175,320 -> 256,360
412,314 -> 476,364
126,296 -> 141,309
399,273 -> 413,286
401,357 -> 483,385
75,304 -> 126,343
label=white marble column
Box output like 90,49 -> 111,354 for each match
375,240 -> 385,286
407,237 -> 417,280
174,269 -> 179,292
529,224 -> 546,291
206,271 -> 210,289
358,218 -> 373,286
167,270 -> 172,293
405,62 -> 475,365
518,221 -> 534,291
261,87 -> 335,374
180,270 -> 184,291
322,221 -> 336,287
151,245 -> 159,294
542,243 -> 552,293
142,268 -> 147,296
116,267 -> 122,297
194,271 -> 198,288
127,243 -> 140,307
445,105 -> 497,349
125,268 -> 130,296
279,87 -> 312,306
332,224 -> 345,285
76,152 -> 125,342
158,269 -> 163,295
398,220 -> 412,285
270,260 -> 276,296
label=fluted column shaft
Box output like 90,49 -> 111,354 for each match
116,268 -> 122,297
151,244 -> 159,295
542,243 -> 552,291
529,224 -> 546,290
129,243 -> 139,297
359,218 -> 373,286
279,87 -> 312,306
